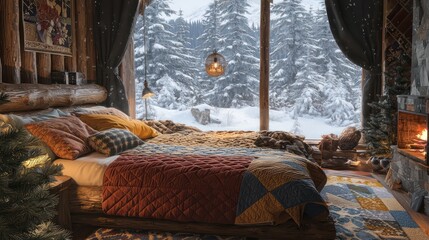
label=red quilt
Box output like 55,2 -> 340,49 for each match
103,153 -> 253,224
102,143 -> 328,225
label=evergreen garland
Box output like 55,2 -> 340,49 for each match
0,93 -> 70,239
364,52 -> 411,156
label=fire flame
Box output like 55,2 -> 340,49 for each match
417,129 -> 428,141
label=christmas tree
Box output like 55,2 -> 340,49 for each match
0,94 -> 70,239
364,52 -> 411,156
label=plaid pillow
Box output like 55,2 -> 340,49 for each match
88,128 -> 144,156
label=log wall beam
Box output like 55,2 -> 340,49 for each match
36,53 -> 52,84
52,55 -> 65,73
76,0 -> 88,77
0,0 -> 21,83
21,51 -> 38,84
0,83 -> 107,113
259,0 -> 270,131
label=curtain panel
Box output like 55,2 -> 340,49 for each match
325,0 -> 383,126
94,0 -> 140,114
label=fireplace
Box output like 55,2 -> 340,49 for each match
397,95 -> 429,165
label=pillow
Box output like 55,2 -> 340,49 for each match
72,106 -> 130,120
78,114 -> 158,140
18,108 -> 70,124
25,116 -> 97,160
0,114 -> 57,162
88,129 -> 144,156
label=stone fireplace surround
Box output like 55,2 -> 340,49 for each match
390,0 -> 429,210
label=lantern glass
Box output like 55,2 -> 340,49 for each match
205,52 -> 226,77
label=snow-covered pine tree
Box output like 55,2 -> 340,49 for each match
207,0 -> 259,108
313,1 -> 361,125
172,10 -> 201,105
270,0 -> 309,109
288,9 -> 324,118
189,20 -> 204,49
197,0 -> 223,96
134,0 -> 198,110
174,10 -> 192,49
0,95 -> 69,239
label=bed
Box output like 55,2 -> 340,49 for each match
7,107 -> 335,240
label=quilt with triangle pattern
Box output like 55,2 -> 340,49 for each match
102,143 -> 328,226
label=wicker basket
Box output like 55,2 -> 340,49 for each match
338,127 -> 361,150
318,134 -> 339,152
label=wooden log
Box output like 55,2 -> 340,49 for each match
86,0 -> 97,83
51,55 -> 65,72
0,0 -> 21,83
259,0 -> 270,131
0,83 -> 107,113
75,0 -> 87,77
64,57 -> 77,72
36,53 -> 51,84
21,51 -> 38,83
120,40 -> 136,119
71,213 -> 336,240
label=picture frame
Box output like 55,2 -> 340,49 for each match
21,0 -> 73,56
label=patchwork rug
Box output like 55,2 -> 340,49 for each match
86,171 -> 428,240
322,172 -> 428,240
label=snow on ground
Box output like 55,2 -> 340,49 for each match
151,105 -> 347,139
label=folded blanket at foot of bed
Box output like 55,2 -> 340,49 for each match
102,143 -> 328,226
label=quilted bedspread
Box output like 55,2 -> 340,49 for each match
102,143 -> 328,226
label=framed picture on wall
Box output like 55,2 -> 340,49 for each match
21,0 -> 73,56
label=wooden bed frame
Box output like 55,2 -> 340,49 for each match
69,185 -> 336,240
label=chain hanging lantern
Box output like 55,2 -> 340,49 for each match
205,51 -> 226,77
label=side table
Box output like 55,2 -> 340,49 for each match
49,175 -> 72,231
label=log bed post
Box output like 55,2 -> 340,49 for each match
260,0 -> 271,131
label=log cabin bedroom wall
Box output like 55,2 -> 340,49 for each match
0,0 -> 137,118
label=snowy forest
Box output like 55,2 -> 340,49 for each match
134,0 -> 362,128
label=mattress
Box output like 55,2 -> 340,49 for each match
54,152 -> 118,186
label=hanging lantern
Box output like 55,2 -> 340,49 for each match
142,80 -> 154,99
205,51 -> 226,77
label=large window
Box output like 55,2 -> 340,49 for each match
134,0 -> 361,138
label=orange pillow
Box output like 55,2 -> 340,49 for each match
78,114 -> 158,140
25,116 -> 97,160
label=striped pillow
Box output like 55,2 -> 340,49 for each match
88,128 -> 143,156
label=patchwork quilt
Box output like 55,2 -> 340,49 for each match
102,143 -> 328,226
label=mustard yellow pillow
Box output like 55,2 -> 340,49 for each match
78,114 -> 158,140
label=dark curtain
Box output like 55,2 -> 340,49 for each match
94,0 -> 139,114
325,0 -> 383,126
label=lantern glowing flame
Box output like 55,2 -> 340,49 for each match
205,51 -> 226,77
417,129 -> 428,141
